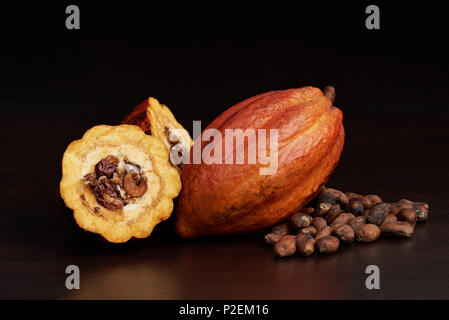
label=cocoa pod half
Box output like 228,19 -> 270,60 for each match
175,86 -> 344,237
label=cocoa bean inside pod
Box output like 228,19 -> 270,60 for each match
355,224 -> 381,242
312,216 -> 328,231
367,203 -> 390,226
397,208 -> 417,227
325,204 -> 342,224
296,234 -> 315,256
332,224 -> 355,244
271,222 -> 291,236
365,194 -> 383,206
346,198 -> 365,216
315,236 -> 340,254
264,233 -> 283,245
380,222 -> 414,238
290,213 -> 313,229
315,226 -> 332,241
273,235 -> 297,257
297,226 -> 317,237
347,216 -> 366,231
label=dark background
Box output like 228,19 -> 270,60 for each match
0,3 -> 448,299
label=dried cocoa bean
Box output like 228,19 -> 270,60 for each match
273,235 -> 296,257
271,222 -> 291,236
414,205 -> 429,223
315,226 -> 332,241
381,214 -> 397,226
316,192 -> 336,205
380,222 -> 414,238
290,213 -> 313,229
323,85 -> 336,103
397,208 -> 417,226
315,203 -> 332,217
330,213 -> 355,229
365,194 -> 383,206
302,207 -> 315,216
312,217 -> 327,230
296,234 -> 315,256
264,233 -> 282,245
399,199 -> 429,209
389,202 -> 412,215
297,226 -> 317,237
346,192 -> 362,199
356,224 -> 381,242
347,216 -> 366,231
322,187 -> 349,207
332,225 -> 355,244
315,236 -> 339,254
367,203 -> 390,225
325,204 -> 342,224
346,199 -> 365,216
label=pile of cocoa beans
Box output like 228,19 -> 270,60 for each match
264,187 -> 429,257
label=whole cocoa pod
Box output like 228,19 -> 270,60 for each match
176,86 -> 344,237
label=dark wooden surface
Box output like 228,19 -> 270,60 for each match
0,8 -> 448,300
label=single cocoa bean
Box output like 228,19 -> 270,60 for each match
315,226 -> 331,241
330,213 -> 355,229
316,192 -> 336,205
296,234 -> 315,256
302,207 -> 315,216
365,194 -> 383,206
271,222 -> 291,236
350,195 -> 373,210
399,199 -> 428,209
273,235 -> 296,257
322,187 -> 349,207
414,205 -> 429,223
381,214 -> 397,226
346,199 -> 365,216
325,204 -> 342,224
397,208 -> 417,226
315,203 -> 332,217
380,221 -> 414,238
367,203 -> 390,225
389,202 -> 412,215
290,212 -> 313,229
312,217 -> 328,230
347,216 -> 366,231
356,224 -> 381,242
315,236 -> 339,254
323,85 -> 336,103
332,225 -> 355,244
297,226 -> 317,237
264,233 -> 282,245
346,192 -> 362,199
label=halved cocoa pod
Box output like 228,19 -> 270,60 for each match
60,125 -> 181,243
122,97 -> 193,173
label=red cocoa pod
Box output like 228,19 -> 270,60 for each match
347,216 -> 366,231
380,221 -> 414,238
315,226 -> 332,241
297,226 -> 317,237
264,233 -> 283,245
315,236 -> 340,254
397,208 -> 417,226
312,217 -> 328,230
290,213 -> 313,229
346,199 -> 365,216
175,86 -> 344,237
365,194 -> 383,206
296,234 -> 315,256
367,203 -> 390,226
356,224 -> 381,242
273,235 -> 297,257
325,204 -> 342,224
332,224 -> 355,244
